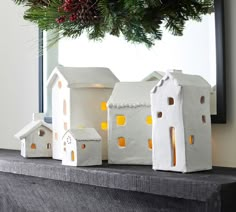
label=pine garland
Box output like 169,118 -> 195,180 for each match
14,0 -> 214,47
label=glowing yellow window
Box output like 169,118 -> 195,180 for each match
118,137 -> 126,147
170,127 -> 176,167
116,115 -> 126,126
101,122 -> 108,130
189,135 -> 194,145
101,102 -> 107,111
31,143 -> 36,149
146,116 -> 152,125
148,139 -> 152,150
71,151 -> 75,161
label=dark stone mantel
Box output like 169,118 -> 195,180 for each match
0,149 -> 236,212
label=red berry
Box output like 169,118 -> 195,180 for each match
56,16 -> 66,24
69,13 -> 78,22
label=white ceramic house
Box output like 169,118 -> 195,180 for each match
62,128 -> 102,166
15,113 -> 52,158
107,81 -> 157,165
151,72 -> 212,173
47,66 -> 119,160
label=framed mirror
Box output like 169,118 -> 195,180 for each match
39,0 -> 225,123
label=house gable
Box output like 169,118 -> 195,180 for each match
108,81 -> 157,108
47,66 -> 119,89
15,120 -> 52,140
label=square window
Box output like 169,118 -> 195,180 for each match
116,115 -> 126,126
101,122 -> 108,130
157,112 -> 162,118
146,116 -> 152,125
101,102 -> 107,111
118,137 -> 126,147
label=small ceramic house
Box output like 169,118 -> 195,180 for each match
107,81 -> 157,165
15,113 -> 52,158
62,128 -> 102,166
47,66 -> 119,160
151,71 -> 212,173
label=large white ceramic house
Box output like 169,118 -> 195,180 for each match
151,71 -> 212,173
15,113 -> 52,158
47,66 -> 119,160
62,128 -> 102,167
107,81 -> 157,165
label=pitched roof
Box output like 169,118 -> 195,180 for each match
142,71 -> 164,81
107,81 -> 157,108
64,128 -> 101,142
47,66 -> 119,89
15,120 -> 52,140
151,72 -> 210,93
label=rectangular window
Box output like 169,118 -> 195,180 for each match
170,127 -> 176,167
101,102 -> 107,111
118,137 -> 126,147
146,116 -> 152,125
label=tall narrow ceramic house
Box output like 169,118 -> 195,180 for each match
107,81 -> 157,165
151,71 -> 212,173
47,66 -> 119,160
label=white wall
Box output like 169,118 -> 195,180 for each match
212,0 -> 236,167
0,1 -> 38,149
58,14 -> 216,85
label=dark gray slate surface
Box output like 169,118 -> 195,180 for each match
0,149 -> 236,211
0,172 -> 207,212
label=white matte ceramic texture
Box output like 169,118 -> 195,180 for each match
15,113 -> 52,158
151,72 -> 212,173
107,81 -> 157,165
62,128 -> 102,167
47,66 -> 119,160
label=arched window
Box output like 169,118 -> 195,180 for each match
71,151 -> 75,161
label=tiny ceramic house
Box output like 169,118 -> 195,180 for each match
15,113 -> 52,158
107,81 -> 157,165
62,128 -> 102,166
151,72 -> 212,173
47,66 -> 119,160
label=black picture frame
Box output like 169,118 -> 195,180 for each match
38,0 -> 226,123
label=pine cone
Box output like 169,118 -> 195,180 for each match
76,1 -> 99,24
